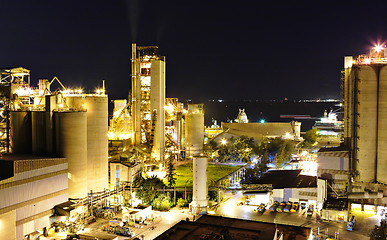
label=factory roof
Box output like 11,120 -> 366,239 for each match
0,155 -> 67,181
155,215 -> 311,240
214,122 -> 297,141
254,169 -> 317,189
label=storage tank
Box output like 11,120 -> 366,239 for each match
54,111 -> 87,199
185,104 -> 204,157
84,95 -> 108,192
356,66 -> 378,182
191,157 -> 208,215
31,111 -> 46,155
150,59 -> 165,161
10,111 -> 31,154
377,66 -> 387,184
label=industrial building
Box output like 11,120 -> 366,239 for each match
0,67 -> 111,238
131,43 -> 166,162
4,77 -> 109,199
0,156 -> 68,239
211,121 -> 301,145
107,44 -> 206,166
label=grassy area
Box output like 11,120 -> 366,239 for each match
173,163 -> 241,188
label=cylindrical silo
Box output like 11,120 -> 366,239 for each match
192,157 -> 208,215
84,95 -> 108,192
377,66 -> 387,184
54,111 -> 87,199
10,111 -> 32,154
185,104 -> 204,158
31,111 -> 46,155
356,66 -> 378,182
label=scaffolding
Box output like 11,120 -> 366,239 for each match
0,67 -> 31,152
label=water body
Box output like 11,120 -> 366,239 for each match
203,100 -> 341,132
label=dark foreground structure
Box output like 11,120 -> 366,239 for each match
155,215 -> 312,240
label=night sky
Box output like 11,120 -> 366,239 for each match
1,1 -> 387,101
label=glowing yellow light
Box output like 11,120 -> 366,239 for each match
165,103 -> 175,113
284,132 -> 292,139
221,139 -> 227,145
364,58 -> 371,64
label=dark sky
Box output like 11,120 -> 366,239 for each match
1,1 -> 386,101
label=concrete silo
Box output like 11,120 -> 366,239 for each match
185,104 -> 204,157
344,47 -> 387,185
31,111 -> 47,155
10,111 -> 31,154
64,94 -> 108,192
84,95 -> 108,192
355,66 -> 378,183
54,111 -> 88,199
377,66 -> 387,184
191,157 -> 208,215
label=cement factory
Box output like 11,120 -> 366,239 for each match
0,43 -> 208,240
2,43 -> 387,239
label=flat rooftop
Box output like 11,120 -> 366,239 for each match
155,215 -> 311,240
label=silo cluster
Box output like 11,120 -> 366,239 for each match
9,94 -> 108,199
344,57 -> 387,184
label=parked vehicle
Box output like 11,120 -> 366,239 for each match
300,202 -> 307,210
306,205 -> 314,216
276,202 -> 286,212
290,202 -> 299,213
346,216 -> 356,231
283,202 -> 293,212
258,203 -> 266,213
269,201 -> 279,212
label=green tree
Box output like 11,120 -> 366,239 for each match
256,137 -> 295,168
137,175 -> 166,205
165,155 -> 176,187
240,159 -> 269,184
153,194 -> 172,211
177,198 -> 189,208
303,128 -> 319,147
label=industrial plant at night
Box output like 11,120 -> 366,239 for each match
2,29 -> 387,240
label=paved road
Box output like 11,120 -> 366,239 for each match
215,191 -> 374,240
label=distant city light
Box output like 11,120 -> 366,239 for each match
260,119 -> 266,123
218,99 -> 223,103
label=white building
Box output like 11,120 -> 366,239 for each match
0,155 -> 68,240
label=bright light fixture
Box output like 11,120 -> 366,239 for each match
375,45 -> 383,52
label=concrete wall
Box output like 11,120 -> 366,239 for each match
317,155 -> 349,171
273,188 -> 317,202
0,211 -> 16,240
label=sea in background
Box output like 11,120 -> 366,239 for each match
202,100 -> 342,132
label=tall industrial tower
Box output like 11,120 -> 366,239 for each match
131,43 -> 165,162
344,45 -> 387,188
